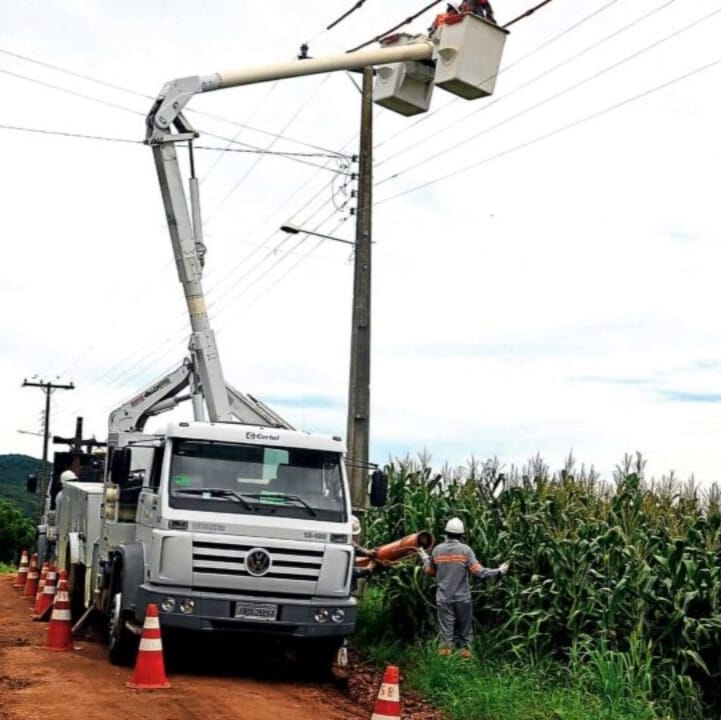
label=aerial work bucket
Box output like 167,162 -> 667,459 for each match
373,34 -> 435,116
433,13 -> 509,99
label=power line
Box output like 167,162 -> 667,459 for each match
376,3 -> 715,188
373,0 -> 620,152
376,0 -> 676,168
327,1 -> 370,30
347,0 -> 442,52
0,46 -> 345,157
379,54 -> 721,204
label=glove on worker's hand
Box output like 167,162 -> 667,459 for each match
499,561 -> 510,576
417,547 -> 429,562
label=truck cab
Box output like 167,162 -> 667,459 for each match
97,420 -> 355,668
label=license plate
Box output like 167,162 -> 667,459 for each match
234,601 -> 278,622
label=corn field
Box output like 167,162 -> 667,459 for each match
363,453 -> 721,719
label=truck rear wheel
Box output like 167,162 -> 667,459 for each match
108,592 -> 139,666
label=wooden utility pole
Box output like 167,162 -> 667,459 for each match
347,66 -> 373,509
22,379 -> 74,517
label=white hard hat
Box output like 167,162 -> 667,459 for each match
60,469 -> 78,484
445,517 -> 465,535
351,515 -> 361,536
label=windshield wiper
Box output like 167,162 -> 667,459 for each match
173,487 -> 253,510
242,492 -> 317,517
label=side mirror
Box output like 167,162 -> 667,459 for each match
110,447 -> 131,486
26,473 -> 38,494
369,469 -> 388,507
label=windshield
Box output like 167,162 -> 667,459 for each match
167,439 -> 347,522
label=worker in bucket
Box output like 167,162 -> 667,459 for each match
418,516 -> 509,659
460,0 -> 497,23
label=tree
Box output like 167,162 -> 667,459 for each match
0,497 -> 35,565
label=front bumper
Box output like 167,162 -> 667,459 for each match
135,584 -> 356,637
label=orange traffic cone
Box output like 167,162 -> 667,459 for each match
23,553 -> 40,601
13,549 -> 29,590
33,562 -> 49,608
34,564 -> 57,620
126,604 -> 170,689
370,665 -> 401,720
46,570 -> 75,651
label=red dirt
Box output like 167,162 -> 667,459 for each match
0,575 -> 444,720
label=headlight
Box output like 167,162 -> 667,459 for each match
180,598 -> 195,614
314,608 -> 330,623
331,609 -> 345,623
160,597 -> 176,613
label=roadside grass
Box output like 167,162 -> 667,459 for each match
0,562 -> 16,573
354,589 -> 659,720
358,640 -> 658,720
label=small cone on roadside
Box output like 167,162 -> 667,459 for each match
46,570 -> 75,651
370,665 -> 401,720
34,564 -> 58,620
22,553 -> 40,600
13,549 -> 29,589
32,562 -> 49,608
126,604 -> 170,689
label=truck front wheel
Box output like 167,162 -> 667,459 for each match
108,592 -> 138,666
296,638 -> 342,680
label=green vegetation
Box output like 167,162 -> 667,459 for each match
0,497 -> 35,565
356,453 -> 721,720
0,453 -> 42,519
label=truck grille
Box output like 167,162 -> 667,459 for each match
191,539 -> 324,595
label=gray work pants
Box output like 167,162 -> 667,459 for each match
437,600 -> 473,648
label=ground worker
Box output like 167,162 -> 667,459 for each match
418,516 -> 509,659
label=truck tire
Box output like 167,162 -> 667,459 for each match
108,591 -> 139,666
296,638 -> 342,681
66,560 -> 86,622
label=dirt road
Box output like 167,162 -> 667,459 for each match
0,574 -> 393,720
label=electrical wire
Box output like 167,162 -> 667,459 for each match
0,46 -> 344,157
373,0 -> 620,152
327,1 -> 370,30
378,54 -> 721,204
376,3 -> 714,188
0,123 -> 347,167
347,0 -> 442,52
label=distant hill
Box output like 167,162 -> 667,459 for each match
0,454 -> 43,519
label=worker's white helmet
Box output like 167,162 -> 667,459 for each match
445,517 -> 465,535
351,515 -> 361,536
60,469 -> 78,485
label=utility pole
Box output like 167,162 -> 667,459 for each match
347,66 -> 373,509
22,379 -> 74,516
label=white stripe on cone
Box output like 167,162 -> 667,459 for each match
143,617 -> 160,630
138,638 -> 163,652
376,684 -> 400,702
50,609 -> 72,621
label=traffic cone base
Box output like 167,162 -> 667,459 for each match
370,665 -> 401,720
126,605 -> 170,689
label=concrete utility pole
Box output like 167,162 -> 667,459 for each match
22,379 -> 74,515
347,66 -> 373,509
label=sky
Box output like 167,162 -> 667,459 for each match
1,0 -> 720,486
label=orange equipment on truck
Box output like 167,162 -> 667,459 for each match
355,531 -> 434,569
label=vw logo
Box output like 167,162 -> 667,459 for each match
245,548 -> 272,577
